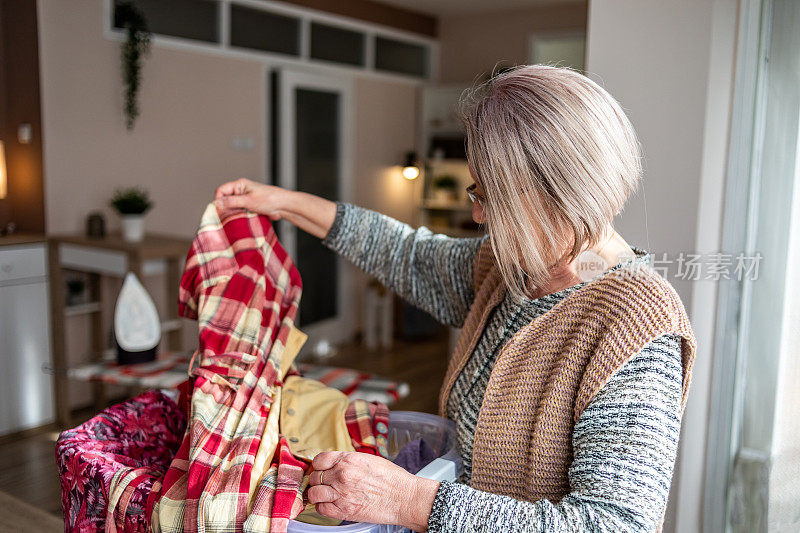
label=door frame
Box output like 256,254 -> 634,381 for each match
275,68 -> 355,346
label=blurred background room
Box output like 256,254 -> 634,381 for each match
0,0 -> 798,531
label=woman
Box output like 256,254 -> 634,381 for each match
215,65 -> 696,532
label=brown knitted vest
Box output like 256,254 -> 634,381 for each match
439,242 -> 696,503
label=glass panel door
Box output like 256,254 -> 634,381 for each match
295,88 -> 339,326
275,70 -> 353,346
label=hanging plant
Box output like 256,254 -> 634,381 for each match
115,2 -> 151,130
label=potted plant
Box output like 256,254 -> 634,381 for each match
110,187 -> 153,242
431,174 -> 459,203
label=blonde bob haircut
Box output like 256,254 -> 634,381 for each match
459,64 -> 642,300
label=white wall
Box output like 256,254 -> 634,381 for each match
438,2 -> 587,83
586,1 -> 739,531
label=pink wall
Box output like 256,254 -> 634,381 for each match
38,0 -> 419,238
37,0 -> 419,406
39,0 -> 266,237
438,2 -> 587,83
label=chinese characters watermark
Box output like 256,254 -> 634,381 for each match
576,251 -> 763,282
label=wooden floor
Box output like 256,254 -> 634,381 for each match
313,331 -> 451,415
0,332 -> 450,520
0,427 -> 64,517
0,490 -> 62,533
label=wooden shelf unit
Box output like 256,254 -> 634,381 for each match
48,232 -> 192,427
63,301 -> 102,317
416,84 -> 485,239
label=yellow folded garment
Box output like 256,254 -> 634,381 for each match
281,377 -> 354,527
280,375 -> 356,528
280,375 -> 356,460
249,325 -> 355,526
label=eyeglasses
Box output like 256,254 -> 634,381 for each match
466,183 -> 485,206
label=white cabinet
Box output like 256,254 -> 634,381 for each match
0,243 -> 54,435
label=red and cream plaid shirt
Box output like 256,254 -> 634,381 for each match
107,204 -> 388,533
153,203 -> 305,532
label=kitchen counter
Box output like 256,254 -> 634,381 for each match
0,233 -> 47,247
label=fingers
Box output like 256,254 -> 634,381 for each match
214,181 -> 236,199
307,484 -> 338,504
307,469 -> 324,486
215,194 -> 250,211
315,502 -> 345,520
306,454 -> 405,526
312,451 -> 345,472
214,178 -> 250,199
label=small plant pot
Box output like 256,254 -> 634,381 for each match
120,214 -> 145,242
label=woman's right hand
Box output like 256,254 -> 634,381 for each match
214,178 -> 290,220
214,178 -> 338,239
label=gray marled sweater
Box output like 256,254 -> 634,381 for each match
322,202 -> 683,532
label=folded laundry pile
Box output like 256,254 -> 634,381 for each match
56,204 -> 393,533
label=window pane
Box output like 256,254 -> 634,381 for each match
113,0 -> 218,44
374,36 -> 428,78
295,88 -> 340,326
230,5 -> 299,56
310,23 -> 364,67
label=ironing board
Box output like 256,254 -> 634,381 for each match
66,353 -> 410,406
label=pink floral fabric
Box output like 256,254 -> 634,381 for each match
56,390 -> 186,532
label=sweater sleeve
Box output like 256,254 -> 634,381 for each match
322,202 -> 486,328
427,334 -> 684,533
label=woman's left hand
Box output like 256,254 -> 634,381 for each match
307,451 -> 440,532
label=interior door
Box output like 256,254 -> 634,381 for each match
274,69 -> 354,347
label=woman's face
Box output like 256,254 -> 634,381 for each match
468,160 -> 487,224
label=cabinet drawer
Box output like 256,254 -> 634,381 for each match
0,244 -> 47,282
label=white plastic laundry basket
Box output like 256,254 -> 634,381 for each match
286,411 -> 463,533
